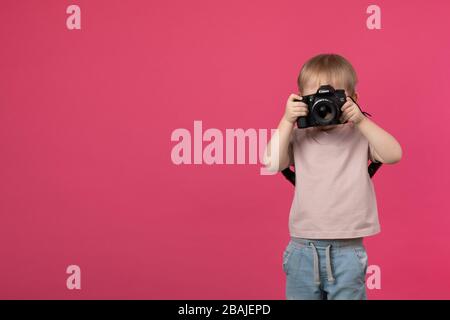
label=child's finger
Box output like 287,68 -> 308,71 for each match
291,101 -> 307,108
346,96 -> 355,103
293,108 -> 307,115
340,101 -> 353,112
345,110 -> 357,122
341,109 -> 351,119
340,110 -> 352,122
289,93 -> 303,101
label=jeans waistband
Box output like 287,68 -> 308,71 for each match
290,236 -> 363,248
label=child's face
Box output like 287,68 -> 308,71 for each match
300,79 -> 354,131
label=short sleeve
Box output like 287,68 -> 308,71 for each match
368,143 -> 381,163
287,129 -> 296,167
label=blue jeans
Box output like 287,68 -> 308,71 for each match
283,237 -> 368,300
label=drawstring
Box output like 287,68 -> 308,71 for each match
309,243 -> 335,285
325,245 -> 335,283
309,243 -> 320,285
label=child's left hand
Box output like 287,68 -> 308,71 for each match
339,97 -> 366,125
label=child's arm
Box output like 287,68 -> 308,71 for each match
356,117 -> 402,164
263,117 -> 294,172
263,93 -> 308,172
339,97 -> 402,164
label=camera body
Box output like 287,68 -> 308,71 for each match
295,85 -> 347,129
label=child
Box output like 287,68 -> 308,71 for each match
263,53 -> 402,300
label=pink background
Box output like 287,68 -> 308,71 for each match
1,0 -> 449,299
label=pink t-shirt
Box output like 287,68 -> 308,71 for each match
288,121 -> 380,239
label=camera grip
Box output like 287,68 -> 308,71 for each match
297,116 -> 308,128
293,97 -> 307,128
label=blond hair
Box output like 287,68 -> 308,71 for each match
297,53 -> 358,96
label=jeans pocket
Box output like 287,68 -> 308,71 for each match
282,243 -> 295,274
352,246 -> 368,275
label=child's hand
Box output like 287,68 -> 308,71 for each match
339,97 -> 365,125
283,93 -> 308,124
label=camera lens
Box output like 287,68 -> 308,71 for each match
318,104 -> 333,120
312,100 -> 337,125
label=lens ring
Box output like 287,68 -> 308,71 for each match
311,99 -> 337,125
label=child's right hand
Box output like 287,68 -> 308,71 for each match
283,93 -> 309,124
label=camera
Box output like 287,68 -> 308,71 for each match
295,84 -> 347,129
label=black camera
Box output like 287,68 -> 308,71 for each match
295,84 -> 347,129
